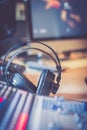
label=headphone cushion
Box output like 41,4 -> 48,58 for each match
36,69 -> 55,95
10,71 -> 37,93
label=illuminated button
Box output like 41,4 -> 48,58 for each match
74,113 -> 80,123
77,122 -> 83,129
0,97 -> 3,102
48,122 -> 61,130
54,96 -> 65,102
0,97 -> 6,110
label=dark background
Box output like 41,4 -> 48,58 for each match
0,0 -> 29,56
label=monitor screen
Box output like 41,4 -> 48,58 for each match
26,0 -> 87,41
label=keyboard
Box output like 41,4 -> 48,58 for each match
0,81 -> 87,130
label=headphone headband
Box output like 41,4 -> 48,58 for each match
3,40 -> 62,95
3,40 -> 61,67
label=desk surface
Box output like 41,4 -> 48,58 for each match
57,67 -> 87,101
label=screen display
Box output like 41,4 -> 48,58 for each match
26,0 -> 87,41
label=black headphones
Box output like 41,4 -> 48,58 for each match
3,40 -> 62,96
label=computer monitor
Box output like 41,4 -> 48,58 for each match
26,0 -> 87,53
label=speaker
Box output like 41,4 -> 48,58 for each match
3,41 -> 62,96
0,0 -> 16,39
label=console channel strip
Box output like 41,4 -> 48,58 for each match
0,82 -> 87,130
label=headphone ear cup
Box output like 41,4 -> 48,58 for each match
36,69 -> 55,96
9,71 -> 37,93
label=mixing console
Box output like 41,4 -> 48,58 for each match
0,81 -> 87,130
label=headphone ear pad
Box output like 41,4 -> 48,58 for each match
36,69 -> 55,96
9,71 -> 37,93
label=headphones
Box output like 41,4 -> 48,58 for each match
3,40 -> 62,96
